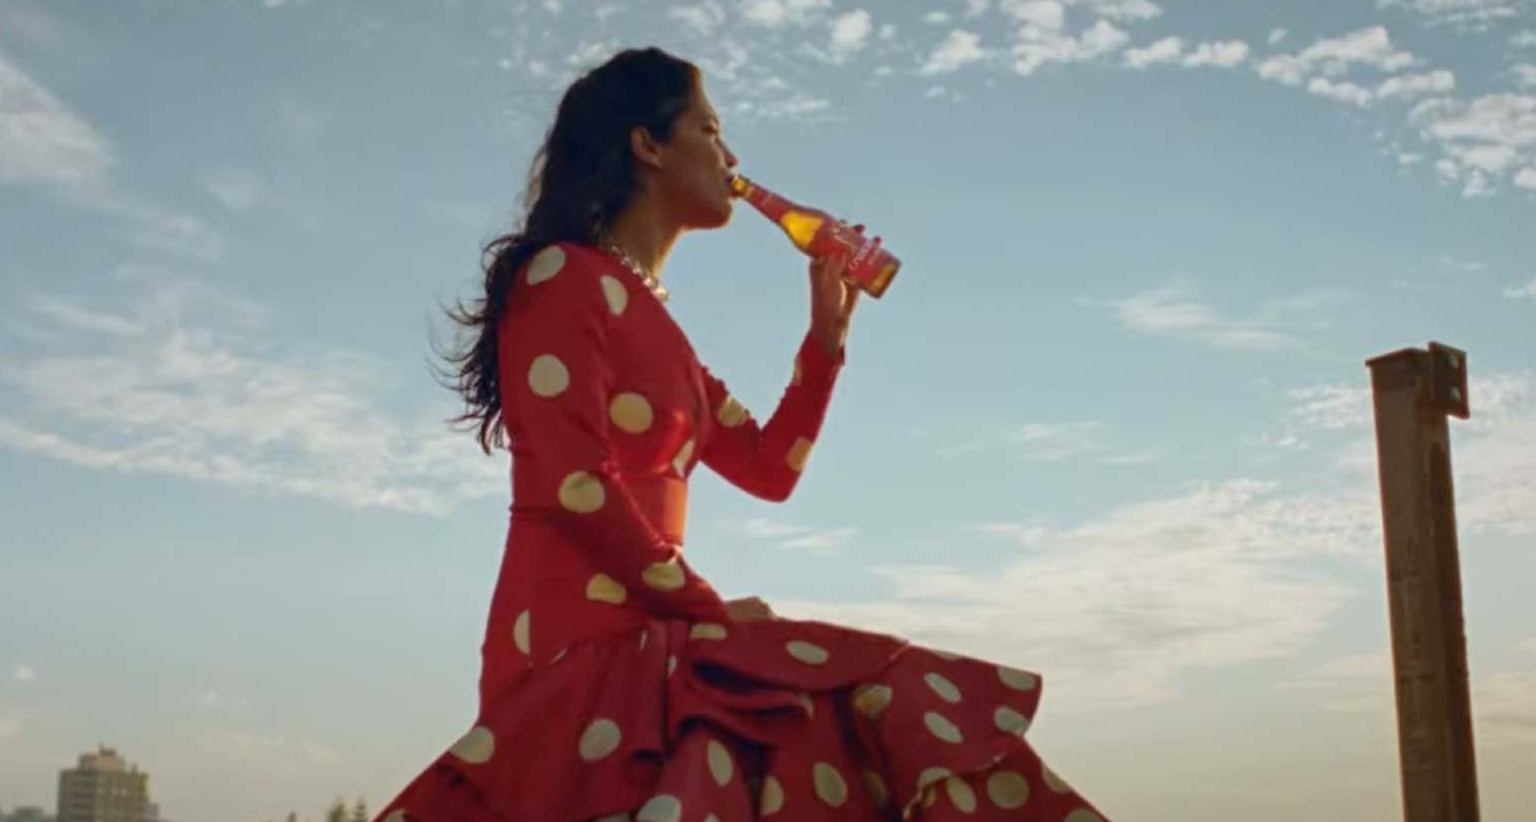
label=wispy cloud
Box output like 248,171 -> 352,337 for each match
926,419 -> 1155,464
1262,370 -> 1536,536
1506,276 -> 1536,298
722,517 -> 856,554
777,478 -> 1361,712
1088,284 -> 1336,351
788,364 -> 1536,711
0,47 -> 110,183
1377,0 -> 1534,30
0,275 -> 503,516
12,665 -> 35,682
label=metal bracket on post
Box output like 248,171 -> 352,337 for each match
1365,341 -> 1478,822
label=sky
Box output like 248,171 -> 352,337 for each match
1,0 -> 1534,820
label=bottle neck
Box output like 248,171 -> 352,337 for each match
731,174 -> 792,220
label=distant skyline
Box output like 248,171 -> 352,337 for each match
3,1 -> 1535,821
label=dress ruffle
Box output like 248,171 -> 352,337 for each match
376,617 -> 1109,821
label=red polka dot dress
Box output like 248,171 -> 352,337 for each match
374,242 -> 1113,821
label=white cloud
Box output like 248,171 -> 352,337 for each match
1268,28 -> 1288,45
1009,421 -> 1117,461
1308,76 -> 1375,107
0,278 -> 504,516
0,48 -> 111,183
724,517 -> 856,553
920,30 -> 990,74
1517,167 -> 1536,189
1090,285 -> 1319,351
668,2 -> 728,36
775,478 -> 1358,712
827,9 -> 873,63
1012,19 -> 1130,76
1269,370 -> 1536,538
773,365 -> 1536,711
1513,64 -> 1536,87
1515,29 -> 1536,47
12,665 -> 35,682
1256,26 -> 1417,87
1377,0 -> 1531,29
1377,68 -> 1456,99
1408,93 -> 1536,195
1122,36 -> 1182,68
1183,40 -> 1250,68
1123,37 -> 1250,70
203,168 -> 267,213
739,0 -> 830,28
923,11 -> 950,24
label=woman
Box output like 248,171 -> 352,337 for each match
377,47 -> 1111,822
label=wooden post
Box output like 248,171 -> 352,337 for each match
1365,342 -> 1478,822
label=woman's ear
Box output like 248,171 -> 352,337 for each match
630,125 -> 664,171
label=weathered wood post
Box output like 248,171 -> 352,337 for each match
1365,341 -> 1478,822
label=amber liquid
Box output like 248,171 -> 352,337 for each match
729,175 -> 901,299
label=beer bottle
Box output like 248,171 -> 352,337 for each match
729,174 -> 901,299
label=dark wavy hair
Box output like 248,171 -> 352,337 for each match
440,47 -> 700,453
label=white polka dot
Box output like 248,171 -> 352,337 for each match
813,762 -> 848,807
853,684 -> 892,718
1043,766 -> 1072,794
671,438 -> 695,475
578,718 -> 622,762
716,395 -> 749,427
593,814 -> 629,822
690,622 -> 728,641
586,573 -> 627,605
707,739 -> 734,786
925,672 -> 962,703
525,245 -> 566,284
704,816 -> 720,822
759,776 -> 784,816
786,639 -> 830,665
994,705 -> 1030,736
924,710 -> 963,743
785,437 -> 812,472
1065,810 -> 1104,822
636,794 -> 682,822
558,471 -> 605,513
449,725 -> 495,764
608,393 -> 653,433
987,771 -> 1030,810
513,610 -> 530,654
946,777 -> 978,814
918,767 -> 953,792
600,274 -> 629,315
998,666 -> 1038,691
527,354 -> 569,398
641,558 -> 684,591
667,654 -> 677,676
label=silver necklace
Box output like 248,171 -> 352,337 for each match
600,241 -> 669,303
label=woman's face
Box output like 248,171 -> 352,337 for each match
650,78 -> 739,230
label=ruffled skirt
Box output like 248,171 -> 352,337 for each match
374,616 -> 1110,821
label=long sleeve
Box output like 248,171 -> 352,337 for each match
699,333 -> 843,502
501,244 -> 730,623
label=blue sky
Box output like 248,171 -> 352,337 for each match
1,0 -> 1534,820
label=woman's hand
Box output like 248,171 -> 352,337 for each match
725,595 -> 774,622
808,224 -> 866,356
